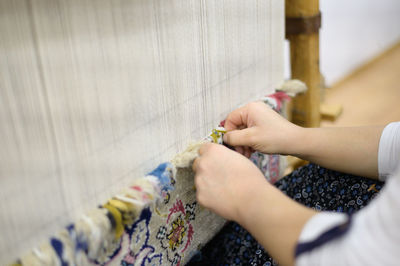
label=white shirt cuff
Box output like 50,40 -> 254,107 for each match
378,122 -> 400,181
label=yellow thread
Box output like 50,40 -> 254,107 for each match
103,203 -> 124,239
108,198 -> 138,225
216,128 -> 227,134
210,130 -> 219,143
209,128 -> 226,143
154,207 -> 168,218
109,199 -> 131,212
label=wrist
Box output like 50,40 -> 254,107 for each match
235,179 -> 271,226
281,125 -> 307,156
291,127 -> 320,160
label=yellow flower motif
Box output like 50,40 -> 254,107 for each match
167,216 -> 186,251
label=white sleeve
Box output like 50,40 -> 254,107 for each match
378,122 -> 400,181
295,169 -> 400,266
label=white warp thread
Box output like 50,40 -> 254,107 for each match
0,0 -> 284,263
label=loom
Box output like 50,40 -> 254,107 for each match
0,0 -> 319,265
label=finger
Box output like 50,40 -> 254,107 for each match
196,192 -> 208,209
192,157 -> 201,172
224,106 -> 249,131
243,146 -> 252,158
198,142 -> 213,156
194,173 -> 202,188
235,146 -> 244,155
223,127 -> 257,147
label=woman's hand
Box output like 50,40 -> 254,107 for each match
192,142 -> 317,266
192,142 -> 269,222
223,101 -> 301,157
223,101 -> 384,179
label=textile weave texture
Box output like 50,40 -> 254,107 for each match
99,167 -> 226,266
187,163 -> 384,265
0,1 -> 284,263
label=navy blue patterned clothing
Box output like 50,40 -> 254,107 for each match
187,164 -> 384,266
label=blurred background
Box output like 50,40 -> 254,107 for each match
286,0 -> 400,127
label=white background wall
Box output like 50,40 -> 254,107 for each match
285,0 -> 400,85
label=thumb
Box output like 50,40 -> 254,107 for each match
223,127 -> 257,147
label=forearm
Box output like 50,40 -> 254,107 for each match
237,184 -> 317,266
223,103 -> 385,179
288,126 -> 385,179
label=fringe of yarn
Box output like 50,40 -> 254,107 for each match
172,127 -> 226,168
11,127 -> 226,266
276,79 -> 307,97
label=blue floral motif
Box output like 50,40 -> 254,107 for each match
121,208 -> 163,266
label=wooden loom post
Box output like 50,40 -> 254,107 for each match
286,0 -> 321,127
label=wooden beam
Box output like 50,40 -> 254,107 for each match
286,0 -> 321,127
320,103 -> 343,121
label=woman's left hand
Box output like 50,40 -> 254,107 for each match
192,143 -> 269,222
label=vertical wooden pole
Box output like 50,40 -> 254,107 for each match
286,0 -> 321,127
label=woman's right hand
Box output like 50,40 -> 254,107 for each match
223,101 -> 302,157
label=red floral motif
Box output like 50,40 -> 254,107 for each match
181,224 -> 193,253
157,199 -> 196,264
167,199 -> 185,223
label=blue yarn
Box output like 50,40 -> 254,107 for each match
147,162 -> 174,192
50,238 -> 68,266
66,224 -> 89,254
